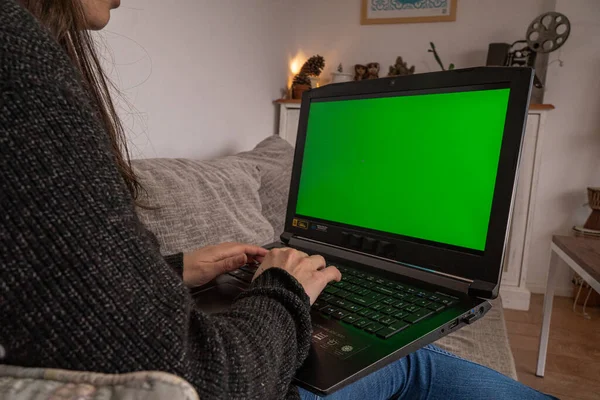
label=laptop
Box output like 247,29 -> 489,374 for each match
192,66 -> 534,395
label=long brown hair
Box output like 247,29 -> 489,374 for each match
20,0 -> 142,201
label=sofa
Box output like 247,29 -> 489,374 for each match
0,136 -> 517,399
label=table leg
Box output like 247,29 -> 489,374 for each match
536,248 -> 559,377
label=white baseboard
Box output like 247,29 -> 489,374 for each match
527,283 -> 574,297
500,286 -> 531,310
500,284 -> 574,311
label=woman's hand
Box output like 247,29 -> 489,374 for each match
182,242 -> 268,287
254,248 -> 341,304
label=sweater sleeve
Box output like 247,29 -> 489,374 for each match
164,253 -> 185,278
0,2 -> 311,400
140,223 -> 185,278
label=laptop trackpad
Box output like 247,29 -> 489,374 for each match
193,282 -> 244,314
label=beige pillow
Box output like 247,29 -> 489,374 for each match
236,136 -> 295,239
133,156 -> 274,255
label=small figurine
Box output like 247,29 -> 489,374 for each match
354,64 -> 367,81
365,62 -> 380,79
388,56 -> 415,76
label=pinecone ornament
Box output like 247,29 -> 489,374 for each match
292,54 -> 325,93
299,55 -> 325,78
293,73 -> 311,86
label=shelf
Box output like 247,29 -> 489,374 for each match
274,99 -> 301,104
274,98 -> 554,110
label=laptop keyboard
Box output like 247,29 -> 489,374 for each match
313,265 -> 458,339
227,262 -> 458,340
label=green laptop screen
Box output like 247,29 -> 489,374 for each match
295,87 -> 511,251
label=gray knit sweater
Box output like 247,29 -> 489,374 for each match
0,1 -> 312,399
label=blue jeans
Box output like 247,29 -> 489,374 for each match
298,345 -> 557,400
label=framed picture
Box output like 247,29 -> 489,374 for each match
361,0 -> 457,25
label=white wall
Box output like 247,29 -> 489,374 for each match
98,0 -> 293,159
287,0 -> 600,296
285,0 -> 548,82
525,0 -> 600,295
101,0 -> 600,296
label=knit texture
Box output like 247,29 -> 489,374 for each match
0,1 -> 311,399
164,253 -> 185,278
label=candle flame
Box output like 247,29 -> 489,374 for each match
289,51 -> 306,75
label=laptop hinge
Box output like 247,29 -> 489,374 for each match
286,235 -> 472,295
280,232 -> 293,244
468,280 -> 497,299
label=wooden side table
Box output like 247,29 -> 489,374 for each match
536,235 -> 600,376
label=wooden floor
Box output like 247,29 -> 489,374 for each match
504,294 -> 600,400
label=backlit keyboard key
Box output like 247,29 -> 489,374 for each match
413,299 -> 432,307
345,277 -> 359,285
346,284 -> 362,293
354,319 -> 372,328
427,303 -> 445,312
365,323 -> 385,333
368,292 -> 386,301
348,294 -> 377,307
381,306 -> 396,315
320,293 -> 334,302
404,295 -> 420,303
361,281 -> 376,289
358,308 -> 375,317
393,300 -> 409,309
331,309 -> 349,320
345,304 -> 363,313
376,321 -> 409,339
343,314 -> 360,324
404,304 -> 421,313
330,298 -> 350,309
378,316 -> 398,325
393,310 -> 409,320
321,306 -> 338,315
324,286 -> 340,294
312,300 -> 325,309
438,297 -> 457,306
373,285 -> 395,296
369,313 -> 385,321
404,309 -> 433,324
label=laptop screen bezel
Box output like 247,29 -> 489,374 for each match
284,67 -> 533,287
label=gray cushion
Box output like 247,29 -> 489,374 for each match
0,365 -> 198,400
236,136 -> 294,240
133,154 -> 274,255
435,297 -> 518,380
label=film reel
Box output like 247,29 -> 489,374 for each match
526,12 -> 570,53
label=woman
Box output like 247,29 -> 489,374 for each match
0,1 -> 556,399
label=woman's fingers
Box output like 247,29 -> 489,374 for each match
320,266 -> 342,283
305,254 -> 326,270
215,243 -> 268,260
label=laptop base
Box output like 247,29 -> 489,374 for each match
191,242 -> 490,396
